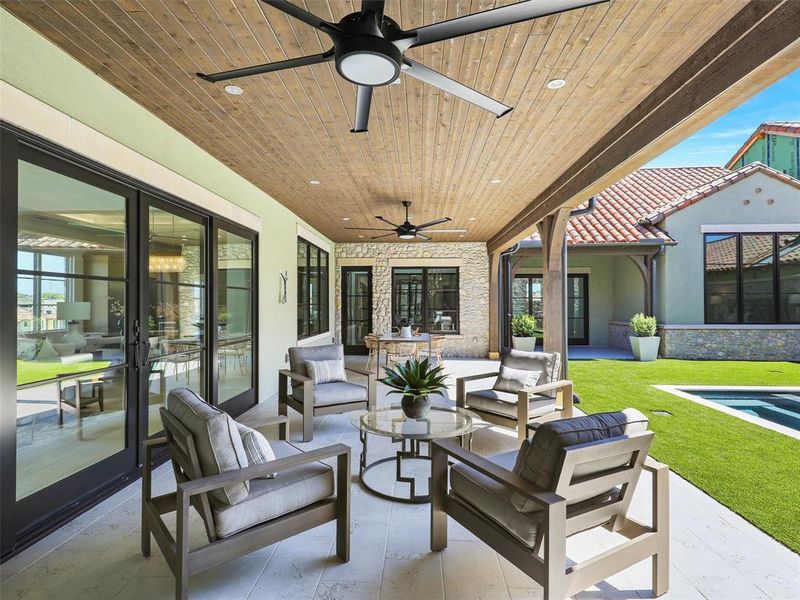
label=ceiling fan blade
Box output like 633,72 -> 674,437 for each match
344,227 -> 394,231
260,0 -> 335,32
424,229 -> 468,233
371,232 -> 397,239
362,0 -> 385,19
402,59 -> 512,117
198,50 -> 333,83
415,217 -> 452,230
351,85 -> 373,133
376,216 -> 401,228
402,0 -> 607,48
416,233 -> 432,241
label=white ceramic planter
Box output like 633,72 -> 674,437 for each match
512,336 -> 538,352
400,326 -> 413,338
629,336 -> 660,361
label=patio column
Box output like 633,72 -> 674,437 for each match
628,255 -> 654,316
488,250 -> 501,359
536,209 -> 571,370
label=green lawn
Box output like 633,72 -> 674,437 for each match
17,359 -> 111,386
569,359 -> 800,553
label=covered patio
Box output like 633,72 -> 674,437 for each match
1,359 -> 798,600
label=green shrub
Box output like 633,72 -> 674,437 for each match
511,314 -> 538,337
630,313 -> 657,337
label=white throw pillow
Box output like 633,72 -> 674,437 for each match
492,364 -> 540,394
35,338 -> 60,360
305,358 -> 347,384
236,422 -> 277,479
51,342 -> 76,356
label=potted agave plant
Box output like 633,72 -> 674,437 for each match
397,317 -> 413,339
629,313 -> 660,362
381,358 -> 449,419
511,314 -> 539,352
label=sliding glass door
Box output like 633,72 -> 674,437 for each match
1,126 -> 258,558
9,143 -> 138,544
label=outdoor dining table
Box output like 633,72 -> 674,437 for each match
374,332 -> 432,376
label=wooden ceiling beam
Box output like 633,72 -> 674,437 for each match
487,0 -> 800,253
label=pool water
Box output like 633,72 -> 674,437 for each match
693,390 -> 800,432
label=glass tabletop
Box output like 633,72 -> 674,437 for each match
351,405 -> 483,440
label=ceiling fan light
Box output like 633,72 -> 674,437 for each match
338,52 -> 398,85
398,233 -> 416,240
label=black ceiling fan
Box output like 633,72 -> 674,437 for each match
345,201 -> 456,240
197,0 -> 606,133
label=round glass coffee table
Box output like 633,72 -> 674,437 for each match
351,405 -> 483,504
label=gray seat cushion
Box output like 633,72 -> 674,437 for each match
465,389 -> 555,419
166,388 -> 250,506
499,349 -> 561,398
293,381 -> 368,406
212,441 -> 334,538
451,450 -> 622,548
511,409 -> 649,512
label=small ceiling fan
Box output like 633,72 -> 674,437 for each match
197,0 -> 605,133
345,201 -> 464,240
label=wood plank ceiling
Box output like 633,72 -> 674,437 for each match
3,0 -> 751,243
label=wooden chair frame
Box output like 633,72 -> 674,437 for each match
430,432 -> 668,600
141,409 -> 350,600
279,365 -> 376,441
456,372 -> 574,441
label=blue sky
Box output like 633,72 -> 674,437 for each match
645,69 -> 800,168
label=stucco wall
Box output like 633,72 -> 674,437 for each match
515,254 -> 617,346
660,171 -> 800,324
1,10 -> 335,402
611,255 -> 646,322
335,242 -> 489,357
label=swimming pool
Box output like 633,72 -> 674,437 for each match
655,386 -> 800,439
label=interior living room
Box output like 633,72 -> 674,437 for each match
1,2 -> 799,599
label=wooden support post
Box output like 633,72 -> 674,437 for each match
536,209 -> 570,363
627,255 -> 654,316
488,250 -> 501,360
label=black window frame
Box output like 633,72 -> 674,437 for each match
512,273 -> 589,344
391,267 -> 460,334
703,232 -> 799,324
297,237 -> 329,339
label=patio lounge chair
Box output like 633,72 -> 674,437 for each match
430,409 -> 669,600
141,388 -> 350,600
456,349 -> 573,441
280,342 -> 376,441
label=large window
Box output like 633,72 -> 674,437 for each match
704,232 -> 800,324
513,274 -> 589,344
392,267 -> 459,333
297,237 -> 329,339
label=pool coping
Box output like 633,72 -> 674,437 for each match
654,385 -> 800,440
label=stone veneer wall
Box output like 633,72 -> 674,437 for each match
335,242 -> 489,357
610,320 -> 799,360
658,325 -> 800,361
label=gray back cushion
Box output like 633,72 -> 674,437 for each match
511,408 -> 648,512
167,388 -> 250,506
500,350 -> 561,398
288,343 -> 343,378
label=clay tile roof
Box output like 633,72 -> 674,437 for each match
725,121 -> 800,169
644,162 -> 800,223
529,166 -> 729,245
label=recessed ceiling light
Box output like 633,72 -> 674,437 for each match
309,179 -> 321,185
358,235 -> 364,238
224,85 -> 244,95
459,234 -> 465,237
469,217 -> 476,221
342,217 -> 350,221
490,178 -> 502,184
546,79 -> 566,90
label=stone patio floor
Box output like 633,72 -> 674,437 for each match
1,358 -> 797,600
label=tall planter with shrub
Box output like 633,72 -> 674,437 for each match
629,313 -> 659,361
511,314 -> 539,351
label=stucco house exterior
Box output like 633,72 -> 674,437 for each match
513,161 -> 800,360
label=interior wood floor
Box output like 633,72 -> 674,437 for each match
2,358 -> 797,600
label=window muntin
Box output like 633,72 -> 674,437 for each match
392,267 -> 459,333
704,232 -> 798,324
297,238 -> 329,339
